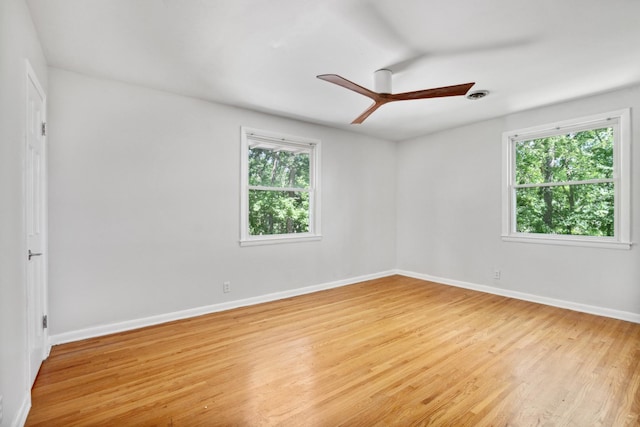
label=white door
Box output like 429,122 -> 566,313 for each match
26,61 -> 48,387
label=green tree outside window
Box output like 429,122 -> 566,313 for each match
248,145 -> 311,235
514,127 -> 614,236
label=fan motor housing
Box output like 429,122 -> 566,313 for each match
374,69 -> 392,94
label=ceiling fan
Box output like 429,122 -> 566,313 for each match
317,69 -> 475,124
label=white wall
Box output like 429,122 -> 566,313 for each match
397,85 -> 640,316
48,68 -> 640,343
0,0 -> 47,425
47,68 -> 397,336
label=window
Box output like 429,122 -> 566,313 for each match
240,127 -> 321,246
502,109 -> 631,249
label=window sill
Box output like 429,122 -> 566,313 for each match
502,234 -> 631,250
240,234 -> 322,247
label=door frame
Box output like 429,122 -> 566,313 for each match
24,59 -> 49,388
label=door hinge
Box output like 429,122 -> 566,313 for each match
42,315 -> 48,329
41,122 -> 46,136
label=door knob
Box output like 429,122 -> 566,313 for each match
28,250 -> 42,261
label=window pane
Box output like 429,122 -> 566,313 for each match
248,146 -> 310,189
515,183 -> 614,236
249,190 -> 310,235
515,127 -> 613,185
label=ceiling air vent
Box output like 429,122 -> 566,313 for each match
466,90 -> 489,100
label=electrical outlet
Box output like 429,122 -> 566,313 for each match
223,281 -> 231,293
493,269 -> 501,280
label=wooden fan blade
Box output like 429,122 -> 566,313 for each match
391,82 -> 475,101
351,100 -> 387,124
317,74 -> 379,100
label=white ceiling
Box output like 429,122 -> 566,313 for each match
26,0 -> 640,141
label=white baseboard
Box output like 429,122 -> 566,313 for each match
48,268 -> 639,347
13,394 -> 30,427
49,270 -> 396,346
396,270 -> 640,324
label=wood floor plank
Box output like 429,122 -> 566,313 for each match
27,276 -> 640,426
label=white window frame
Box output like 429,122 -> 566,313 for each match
501,109 -> 631,250
240,126 -> 321,246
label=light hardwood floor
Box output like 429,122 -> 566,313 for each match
27,276 -> 640,426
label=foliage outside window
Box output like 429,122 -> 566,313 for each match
240,127 -> 321,246
502,109 -> 630,249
